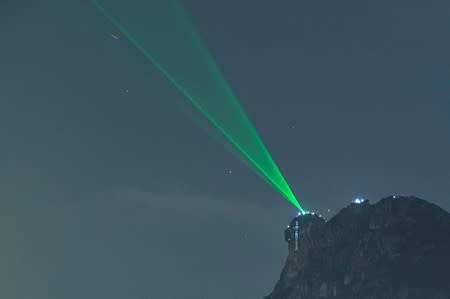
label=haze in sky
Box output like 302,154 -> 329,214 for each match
1,0 -> 449,298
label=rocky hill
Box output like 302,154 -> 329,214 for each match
265,196 -> 450,299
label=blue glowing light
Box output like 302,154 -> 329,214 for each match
353,197 -> 365,204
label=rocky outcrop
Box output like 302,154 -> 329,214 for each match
265,196 -> 450,299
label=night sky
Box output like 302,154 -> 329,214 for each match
1,0 -> 450,298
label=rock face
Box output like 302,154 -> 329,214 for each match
265,196 -> 450,299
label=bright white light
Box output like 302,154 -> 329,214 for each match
393,195 -> 397,199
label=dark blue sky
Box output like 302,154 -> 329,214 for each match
1,0 -> 449,298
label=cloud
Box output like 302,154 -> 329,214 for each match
112,189 -> 275,224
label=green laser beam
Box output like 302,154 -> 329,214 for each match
93,0 -> 305,212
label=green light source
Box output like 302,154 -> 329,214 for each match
93,0 -> 305,213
